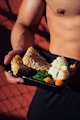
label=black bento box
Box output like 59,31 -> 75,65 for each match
5,46 -> 80,92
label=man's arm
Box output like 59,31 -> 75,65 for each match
4,0 -> 45,65
4,0 -> 45,84
11,0 -> 45,52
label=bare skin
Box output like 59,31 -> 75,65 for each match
4,0 -> 80,83
46,0 -> 80,59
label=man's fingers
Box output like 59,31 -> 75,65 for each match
4,50 -> 22,65
4,71 -> 24,84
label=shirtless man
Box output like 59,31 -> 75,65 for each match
4,0 -> 80,120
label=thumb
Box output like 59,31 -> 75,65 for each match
4,49 -> 22,65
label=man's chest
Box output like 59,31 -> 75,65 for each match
45,0 -> 80,15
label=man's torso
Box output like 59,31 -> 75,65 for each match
45,0 -> 80,60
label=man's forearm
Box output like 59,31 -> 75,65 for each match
11,22 -> 35,52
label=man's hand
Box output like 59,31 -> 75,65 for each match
4,71 -> 24,84
4,49 -> 23,65
4,49 -> 24,84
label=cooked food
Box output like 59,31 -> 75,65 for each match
48,57 -> 70,81
55,79 -> 64,86
11,55 -> 31,76
51,56 -> 69,68
22,46 -> 51,71
11,55 -> 23,65
32,70 -> 51,81
10,47 -> 51,76
43,77 -> 54,84
10,47 -> 77,87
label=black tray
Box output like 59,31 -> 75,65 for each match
5,47 -> 80,92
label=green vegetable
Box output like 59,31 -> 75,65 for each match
32,70 -> 51,81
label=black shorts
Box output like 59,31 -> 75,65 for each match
27,87 -> 80,120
